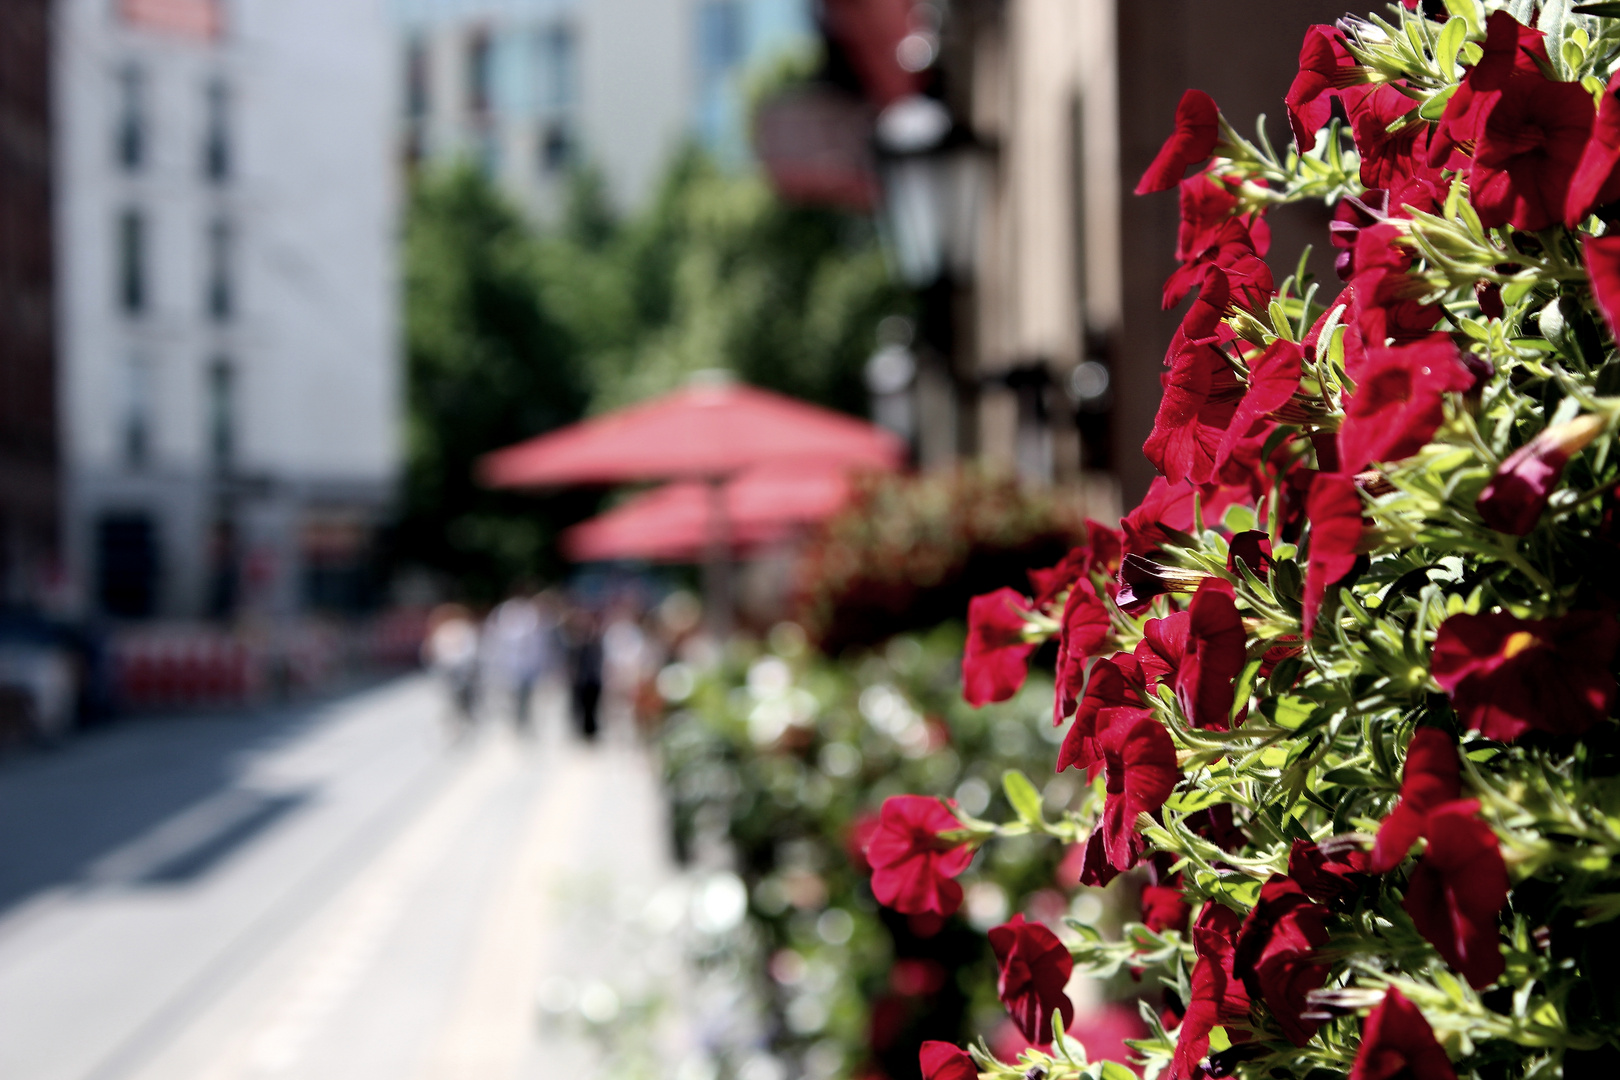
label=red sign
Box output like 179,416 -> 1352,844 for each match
754,87 -> 880,212
119,0 -> 223,40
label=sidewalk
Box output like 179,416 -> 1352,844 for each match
0,675 -> 732,1080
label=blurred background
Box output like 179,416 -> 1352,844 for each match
0,1 -> 1343,1079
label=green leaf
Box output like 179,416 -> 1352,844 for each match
1572,2 -> 1620,16
1461,39 -> 1484,64
1419,83 -> 1458,121
1436,17 -> 1468,75
1098,1063 -> 1137,1080
1003,769 -> 1045,825
1323,766 -> 1392,789
1444,0 -> 1482,36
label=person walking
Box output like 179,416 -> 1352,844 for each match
422,603 -> 480,737
564,606 -> 603,742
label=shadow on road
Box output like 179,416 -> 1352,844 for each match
0,689 -> 381,916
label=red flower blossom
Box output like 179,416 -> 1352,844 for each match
1028,547 -> 1088,611
1471,72 -> 1594,232
1349,84 -> 1429,190
1218,339 -> 1302,471
1170,903 -> 1251,1080
1137,89 -> 1221,195
1142,880 -> 1192,934
1338,335 -> 1473,473
1178,170 -> 1270,264
1232,876 -> 1332,1046
1405,801 -> 1507,988
1227,530 -> 1273,576
1478,413 -> 1606,535
1094,708 -> 1180,870
1430,11 -> 1550,168
989,914 -> 1075,1044
846,812 -> 883,876
1431,611 -> 1620,741
1163,219 -> 1274,311
1347,224 -> 1440,349
1371,727 -> 1461,873
1349,987 -> 1457,1080
1582,234 -> 1620,341
1053,578 -> 1111,725
1145,344 -> 1244,486
1287,25 -> 1372,152
962,588 -> 1034,706
1148,577 -> 1246,730
866,796 -> 974,917
1303,473 -> 1365,637
1288,838 -> 1372,906
1569,70 -> 1620,225
919,1041 -> 977,1080
1057,654 -> 1145,773
1121,477 -> 1249,560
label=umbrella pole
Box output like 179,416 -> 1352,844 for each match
703,476 -> 733,640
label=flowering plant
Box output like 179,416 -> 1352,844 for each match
874,3 -> 1620,1078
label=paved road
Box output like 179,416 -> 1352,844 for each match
0,675 -> 705,1080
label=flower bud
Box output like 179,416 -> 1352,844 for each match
1477,413 -> 1606,535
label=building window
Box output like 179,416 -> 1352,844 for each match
123,353 -> 154,469
536,24 -> 576,111
467,29 -> 493,116
539,120 -> 573,173
202,78 -> 230,182
207,358 -> 235,470
697,1 -> 744,75
116,64 -> 147,170
206,217 -> 233,320
406,36 -> 430,119
118,208 -> 148,314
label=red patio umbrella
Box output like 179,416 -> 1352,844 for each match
477,378 -> 904,487
478,375 -> 903,632
562,464 -> 857,563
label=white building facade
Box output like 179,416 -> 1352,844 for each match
393,0 -> 814,217
54,0 -> 400,621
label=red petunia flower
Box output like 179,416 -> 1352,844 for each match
1178,170 -> 1270,265
1170,903 -> 1251,1080
1431,610 -> 1620,741
1338,335 -> 1473,473
1471,72 -> 1594,232
1163,219 -> 1274,311
1404,800 -> 1507,988
1053,578 -> 1112,726
1057,654 -> 1145,773
1477,413 -> 1606,535
845,812 -> 883,876
1567,71 -> 1620,225
1028,547 -> 1088,611
1371,727 -> 1461,873
1349,987 -> 1457,1080
1144,344 -> 1245,486
1218,338 -> 1303,472
1346,224 -> 1441,350
1349,84 -> 1431,190
1287,24 -> 1373,152
1430,11 -> 1550,169
1094,708 -> 1181,870
1582,234 -> 1620,341
919,1041 -> 978,1080
962,588 -> 1034,706
1121,476 -> 1250,560
1232,876 -> 1332,1046
1303,473 -> 1365,637
1142,880 -> 1192,934
1137,89 -> 1221,195
1227,530 -> 1273,576
989,914 -> 1075,1044
1143,577 -> 1246,730
866,795 -> 974,917
1288,838 -> 1372,906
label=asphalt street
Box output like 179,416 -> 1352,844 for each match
0,674 -> 702,1080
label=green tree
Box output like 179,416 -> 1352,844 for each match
396,165 -> 592,599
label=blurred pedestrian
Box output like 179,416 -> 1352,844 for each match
423,603 -> 479,736
564,606 -> 603,742
484,586 -> 543,735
